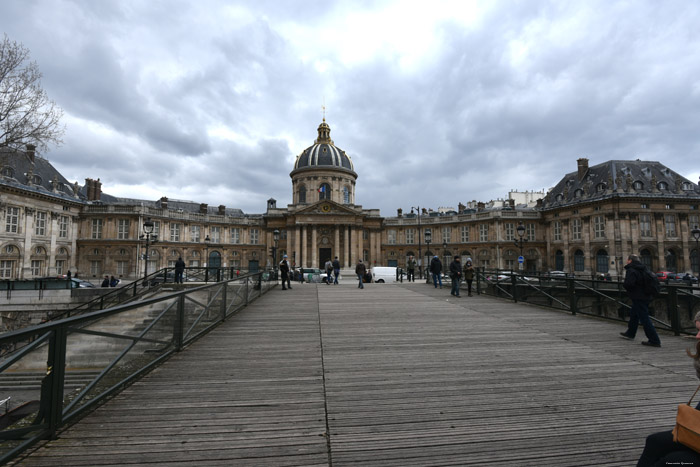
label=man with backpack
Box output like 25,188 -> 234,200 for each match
620,254 -> 661,347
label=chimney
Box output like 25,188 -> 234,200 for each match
458,202 -> 466,213
160,197 -> 168,209
26,144 -> 36,163
477,202 -> 485,211
536,198 -> 543,208
85,178 -> 93,200
94,178 -> 102,201
218,205 -> 226,215
577,158 -> 589,180
199,203 -> 208,214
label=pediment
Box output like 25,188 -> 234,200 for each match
294,200 -> 359,216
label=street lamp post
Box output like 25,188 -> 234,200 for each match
140,218 -> 157,285
442,241 -> 448,274
515,221 -> 527,272
692,225 -> 700,284
425,228 -> 432,281
272,229 -> 280,280
204,235 -> 210,281
411,206 -> 423,279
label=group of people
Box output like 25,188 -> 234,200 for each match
324,257 -> 341,285
100,275 -> 119,287
405,254 -> 475,297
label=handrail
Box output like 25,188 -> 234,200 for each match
0,270 -> 275,463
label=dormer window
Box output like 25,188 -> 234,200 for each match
596,183 -> 606,193
33,175 -> 42,185
682,182 -> 693,191
633,181 -> 644,190
1,167 -> 13,177
555,194 -> 563,202
658,181 -> 668,190
574,189 -> 583,198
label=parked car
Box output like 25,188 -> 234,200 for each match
667,273 -> 699,285
655,271 -> 674,283
301,268 -> 323,283
70,278 -> 95,288
371,266 -> 398,283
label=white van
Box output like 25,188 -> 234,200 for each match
371,266 -> 398,283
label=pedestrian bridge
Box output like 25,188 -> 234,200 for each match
7,282 -> 700,466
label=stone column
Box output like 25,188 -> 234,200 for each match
582,217 -> 591,273
335,226 -> 340,261
295,225 -> 301,268
22,208 -> 35,278
48,213 -> 58,276
301,225 -> 308,268
376,230 -> 382,266
311,226 -> 318,268
344,226 -> 349,268
357,227 -> 364,263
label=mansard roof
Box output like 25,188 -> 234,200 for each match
542,160 -> 700,209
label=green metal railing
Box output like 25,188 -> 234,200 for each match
475,269 -> 700,336
0,271 -> 275,463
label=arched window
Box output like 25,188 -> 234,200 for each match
574,250 -> 584,272
596,249 -> 609,273
640,249 -> 653,270
658,181 -> 668,190
319,183 -> 331,200
343,186 -> 350,204
634,181 -> 644,190
298,184 -> 306,203
555,250 -> 564,271
665,249 -> 677,272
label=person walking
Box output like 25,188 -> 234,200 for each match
619,254 -> 661,347
449,256 -> 462,297
332,257 -> 341,284
174,256 -> 185,284
463,258 -> 475,297
101,275 -> 109,287
406,255 -> 416,282
109,275 -> 119,287
429,255 -> 443,288
279,254 -> 291,290
355,259 -> 366,289
324,259 -> 333,285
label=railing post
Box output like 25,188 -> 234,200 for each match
217,269 -> 221,282
220,283 -> 227,321
567,278 -> 577,315
205,268 -> 209,283
174,294 -> 185,351
512,273 -> 518,303
47,326 -> 67,438
476,268 -> 481,295
245,278 -> 249,306
668,287 -> 681,336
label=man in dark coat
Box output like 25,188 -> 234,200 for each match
620,254 -> 661,347
279,255 -> 291,290
429,256 -> 442,288
355,259 -> 366,289
449,256 -> 462,297
332,257 -> 341,284
174,256 -> 185,284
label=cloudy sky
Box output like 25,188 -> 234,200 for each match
2,0 -> 700,215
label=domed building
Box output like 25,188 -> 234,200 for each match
264,119 -> 383,271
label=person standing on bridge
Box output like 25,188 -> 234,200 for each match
406,255 -> 416,282
174,256 -> 185,284
355,259 -> 366,289
429,255 -> 443,288
449,256 -> 462,297
332,256 -> 340,284
279,254 -> 291,290
324,259 -> 333,285
463,258 -> 475,297
619,254 -> 661,347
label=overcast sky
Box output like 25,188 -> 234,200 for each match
2,0 -> 700,215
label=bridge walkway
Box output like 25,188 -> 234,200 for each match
14,281 -> 698,466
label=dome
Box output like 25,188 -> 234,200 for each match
292,120 -> 355,173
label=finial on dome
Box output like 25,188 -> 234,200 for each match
322,99 -> 326,122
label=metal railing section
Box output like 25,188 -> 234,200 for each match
0,271 -> 274,463
475,269 -> 700,336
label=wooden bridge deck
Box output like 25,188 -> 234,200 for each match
14,282 -> 700,466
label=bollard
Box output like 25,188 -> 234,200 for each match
668,287 -> 681,336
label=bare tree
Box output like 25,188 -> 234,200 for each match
0,34 -> 65,154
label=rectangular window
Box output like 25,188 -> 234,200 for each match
250,228 -> 259,245
504,223 -> 514,241
405,228 -> 415,244
639,214 -> 652,237
59,216 -> 69,238
210,226 -> 221,243
190,225 -> 201,242
35,211 -> 47,236
170,223 -> 181,242
387,229 -> 396,245
505,259 -> 515,270
189,260 -> 200,267
479,224 -> 488,242
116,261 -> 128,275
90,261 -> 102,276
526,224 -> 535,241
363,230 -> 369,240
571,219 -> 582,240
117,219 -> 130,239
91,219 -> 103,239
665,214 -> 677,237
5,206 -> 19,233
55,260 -> 65,275
363,249 -> 369,262
594,216 -> 606,239
152,220 -> 160,237
461,225 -> 469,243
690,215 -> 700,230
553,221 -> 561,241
442,227 -> 451,244
30,260 -> 43,276
231,228 -> 240,244
0,260 -> 15,278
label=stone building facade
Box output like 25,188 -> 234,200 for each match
1,122 -> 699,281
